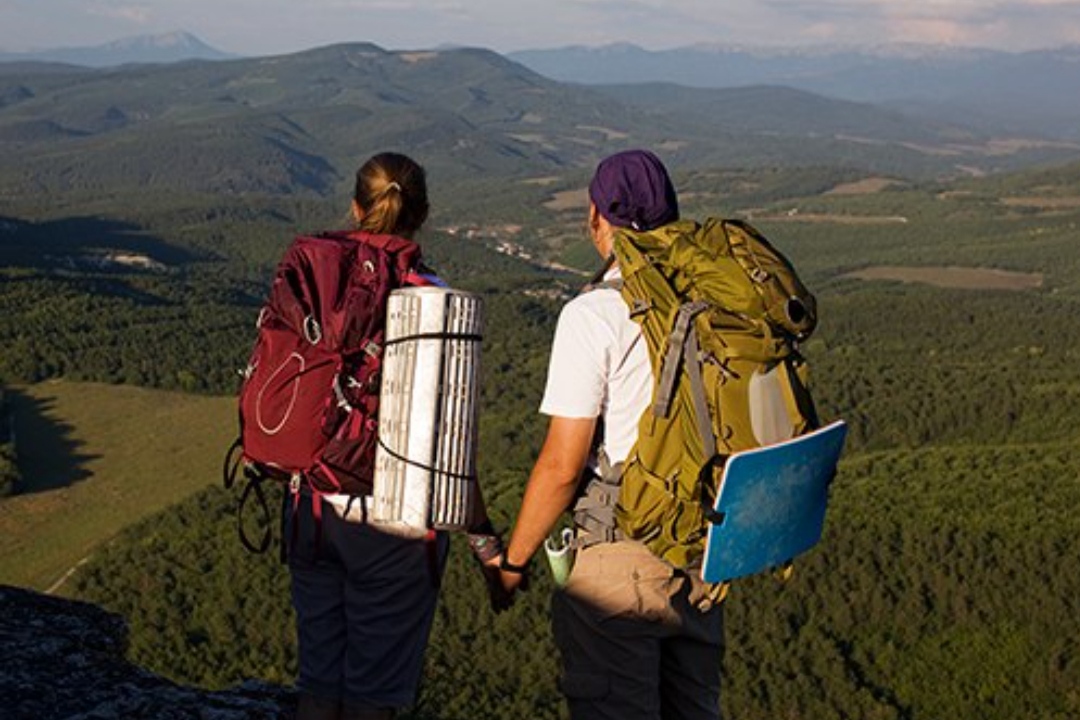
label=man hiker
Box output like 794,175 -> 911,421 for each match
498,149 -> 726,720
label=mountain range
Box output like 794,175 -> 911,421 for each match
2,40 -> 1076,208
2,32 -> 1078,143
4,32 -> 1075,142
509,43 -> 1080,141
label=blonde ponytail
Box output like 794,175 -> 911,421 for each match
353,154 -> 429,238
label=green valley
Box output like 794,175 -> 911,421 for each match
2,40 -> 1079,719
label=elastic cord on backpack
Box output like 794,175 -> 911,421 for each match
374,436 -> 480,483
381,331 -> 484,348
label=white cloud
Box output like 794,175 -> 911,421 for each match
85,2 -> 153,25
3,0 -> 1080,55
320,0 -> 445,9
755,0 -> 1080,48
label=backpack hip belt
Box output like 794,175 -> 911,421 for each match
570,450 -> 626,549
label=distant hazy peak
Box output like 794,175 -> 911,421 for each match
104,31 -> 211,51
0,31 -> 234,67
514,40 -> 1080,62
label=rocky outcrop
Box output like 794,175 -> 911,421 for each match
0,585 -> 293,719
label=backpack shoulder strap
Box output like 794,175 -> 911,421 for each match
574,253 -> 619,293
318,229 -> 419,256
319,229 -> 424,282
347,230 -> 417,254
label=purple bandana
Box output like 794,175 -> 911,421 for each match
588,149 -> 679,231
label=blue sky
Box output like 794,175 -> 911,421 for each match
2,0 -> 1080,55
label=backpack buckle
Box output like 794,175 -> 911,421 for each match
630,298 -> 651,317
332,376 -> 354,411
303,315 -> 323,345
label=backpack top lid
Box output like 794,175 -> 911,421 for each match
266,229 -> 423,353
613,218 -> 817,354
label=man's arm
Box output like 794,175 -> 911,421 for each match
500,415 -> 596,592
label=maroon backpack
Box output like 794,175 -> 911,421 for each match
225,230 -> 427,552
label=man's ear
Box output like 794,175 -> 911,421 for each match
588,202 -> 600,231
588,203 -> 615,258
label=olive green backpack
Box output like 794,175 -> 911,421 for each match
575,217 -> 819,569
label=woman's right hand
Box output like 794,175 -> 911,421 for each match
481,555 -> 516,613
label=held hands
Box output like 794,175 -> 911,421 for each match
479,554 -> 515,613
497,555 -> 530,597
467,526 -> 525,613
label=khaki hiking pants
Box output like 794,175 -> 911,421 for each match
551,540 -> 725,720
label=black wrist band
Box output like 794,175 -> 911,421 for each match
500,555 -> 529,574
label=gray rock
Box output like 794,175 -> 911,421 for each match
0,585 -> 294,719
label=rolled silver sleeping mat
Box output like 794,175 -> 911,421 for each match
371,286 -> 484,537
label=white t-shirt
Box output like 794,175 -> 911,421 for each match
539,269 -> 653,469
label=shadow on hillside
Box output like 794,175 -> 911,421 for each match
0,213 -> 197,269
5,388 -> 98,494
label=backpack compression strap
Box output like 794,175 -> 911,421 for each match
656,303 -> 715,453
223,438 -> 274,554
571,449 -> 626,549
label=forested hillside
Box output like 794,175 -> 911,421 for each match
0,387 -> 17,496
3,40 -> 1075,208
2,42 -> 1079,720
56,162 -> 1080,719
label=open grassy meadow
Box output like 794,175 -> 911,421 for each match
0,380 -> 234,593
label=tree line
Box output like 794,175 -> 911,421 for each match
68,266 -> 1080,719
9,160 -> 1080,718
0,387 -> 18,496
